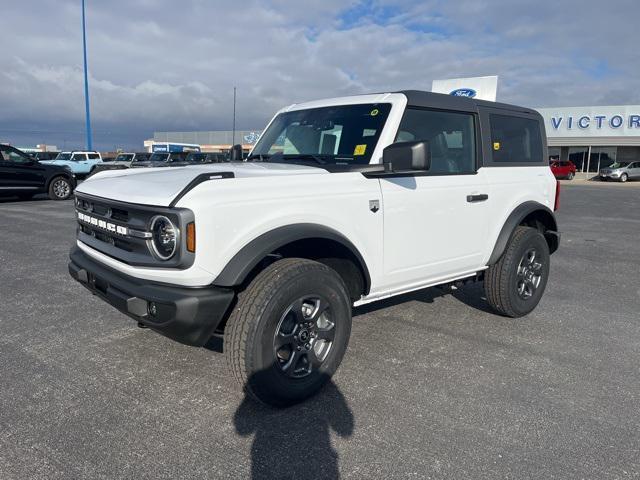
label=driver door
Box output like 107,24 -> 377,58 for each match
72,153 -> 89,174
379,107 -> 489,292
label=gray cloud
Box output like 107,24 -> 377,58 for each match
1,0 -> 638,150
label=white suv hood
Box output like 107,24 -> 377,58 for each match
76,162 -> 326,206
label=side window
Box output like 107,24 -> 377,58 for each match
87,153 -> 100,160
0,146 -> 11,162
490,114 -> 543,163
72,153 -> 87,161
0,146 -> 31,163
395,108 -> 476,174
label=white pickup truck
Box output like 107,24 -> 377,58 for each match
69,91 -> 560,406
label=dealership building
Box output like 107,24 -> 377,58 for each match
536,106 -> 640,174
146,130 -> 263,153
149,105 -> 640,174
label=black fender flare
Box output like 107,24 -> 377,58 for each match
213,223 -> 372,294
487,201 -> 559,265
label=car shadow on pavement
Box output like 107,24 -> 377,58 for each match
0,195 -> 50,204
233,371 -> 354,480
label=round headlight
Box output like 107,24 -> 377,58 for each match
150,215 -> 179,260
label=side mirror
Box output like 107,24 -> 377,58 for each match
229,144 -> 243,162
382,141 -> 430,172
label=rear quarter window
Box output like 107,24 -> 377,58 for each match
490,114 -> 543,164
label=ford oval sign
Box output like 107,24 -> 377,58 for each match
450,88 -> 477,98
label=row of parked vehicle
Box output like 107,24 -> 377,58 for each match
549,158 -> 640,182
90,151 -> 230,176
0,144 -> 240,201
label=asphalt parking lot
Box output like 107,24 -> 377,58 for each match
1,183 -> 639,479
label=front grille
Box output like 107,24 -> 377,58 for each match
111,208 -> 129,222
75,193 -> 194,269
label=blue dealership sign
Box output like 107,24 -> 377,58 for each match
450,88 -> 477,98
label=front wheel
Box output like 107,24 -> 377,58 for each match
567,172 -> 574,180
485,226 -> 550,318
620,173 -> 628,183
224,258 -> 352,407
48,176 -> 72,200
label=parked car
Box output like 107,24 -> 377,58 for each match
69,90 -> 560,407
131,152 -> 188,168
550,160 -> 576,180
33,151 -> 60,161
599,161 -> 640,182
40,151 -> 102,177
0,144 -> 76,200
161,152 -> 229,167
90,152 -> 151,175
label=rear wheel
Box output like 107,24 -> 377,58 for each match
485,226 -> 550,318
224,258 -> 352,407
48,176 -> 72,200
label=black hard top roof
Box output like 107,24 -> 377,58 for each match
397,90 -> 538,116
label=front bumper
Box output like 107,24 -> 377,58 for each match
68,246 -> 235,346
600,172 -> 620,179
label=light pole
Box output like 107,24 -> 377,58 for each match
232,87 -> 237,146
81,0 -> 93,151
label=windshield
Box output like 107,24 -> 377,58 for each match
250,103 -> 392,165
609,162 -> 630,169
115,154 -> 133,162
149,153 -> 169,162
56,153 -> 72,160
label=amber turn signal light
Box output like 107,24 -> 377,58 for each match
186,222 -> 196,253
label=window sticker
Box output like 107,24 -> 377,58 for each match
354,144 -> 367,156
370,108 -> 379,117
493,142 -> 501,151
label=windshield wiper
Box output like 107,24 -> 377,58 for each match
283,154 -> 327,165
246,153 -> 270,162
247,152 -> 327,165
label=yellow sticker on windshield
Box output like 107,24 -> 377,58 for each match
354,144 -> 367,156
493,142 -> 501,151
370,108 -> 379,116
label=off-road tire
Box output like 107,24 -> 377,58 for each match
48,176 -> 72,200
224,258 -> 352,407
485,226 -> 550,318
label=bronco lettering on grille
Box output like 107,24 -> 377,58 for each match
77,212 -> 128,236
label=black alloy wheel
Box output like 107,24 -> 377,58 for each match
274,296 -> 336,378
516,248 -> 543,300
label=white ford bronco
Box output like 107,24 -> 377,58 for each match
69,91 -> 560,406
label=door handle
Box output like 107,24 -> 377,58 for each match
467,194 -> 488,203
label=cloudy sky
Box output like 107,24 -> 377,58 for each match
2,0 -> 639,150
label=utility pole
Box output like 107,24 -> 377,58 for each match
232,87 -> 237,145
81,0 -> 93,151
